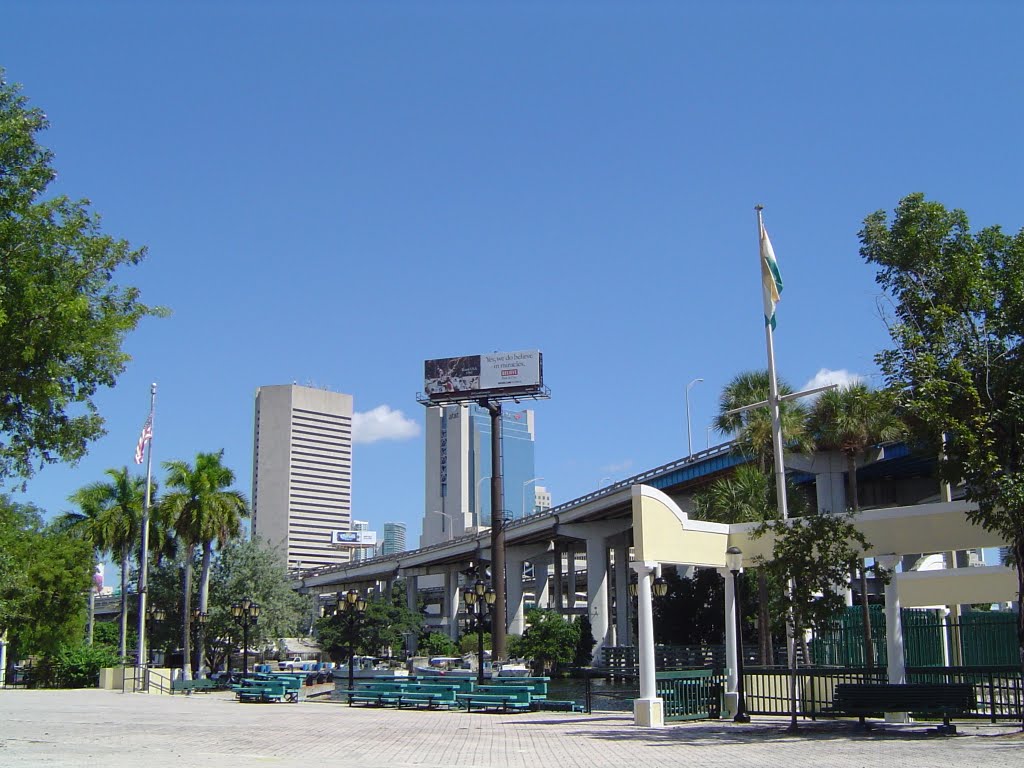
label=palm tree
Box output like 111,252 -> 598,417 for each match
162,451 -> 249,679
58,486 -> 112,646
712,370 -> 811,665
715,370 -> 812,469
807,383 -> 905,668
693,464 -> 777,663
95,468 -> 148,659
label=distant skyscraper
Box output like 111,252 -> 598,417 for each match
422,404 -> 536,546
533,485 -> 551,515
252,384 -> 353,570
381,522 -> 407,555
351,519 -> 371,563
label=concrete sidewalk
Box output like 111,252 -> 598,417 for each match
1,689 -> 1020,767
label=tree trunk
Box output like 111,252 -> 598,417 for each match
181,548 -> 193,682
196,542 -> 213,678
87,582 -> 95,646
757,571 -> 773,665
119,551 -> 129,659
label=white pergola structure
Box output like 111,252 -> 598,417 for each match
629,485 -> 1017,728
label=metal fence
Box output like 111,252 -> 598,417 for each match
743,666 -> 887,717
906,665 -> 1024,721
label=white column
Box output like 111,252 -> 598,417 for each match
877,554 -> 907,723
631,561 -> 664,727
614,542 -> 630,646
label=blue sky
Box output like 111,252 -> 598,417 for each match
5,2 -> 1023,566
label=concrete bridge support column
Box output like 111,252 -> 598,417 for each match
444,568 -> 461,641
535,556 -> 551,608
552,543 -> 564,611
613,541 -> 630,646
507,543 -> 554,636
564,521 -> 631,664
565,545 -> 577,608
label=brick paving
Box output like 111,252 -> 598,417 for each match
1,688 -> 1021,768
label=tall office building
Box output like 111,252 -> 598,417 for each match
422,404 -> 536,547
252,384 -> 353,571
381,522 -> 407,556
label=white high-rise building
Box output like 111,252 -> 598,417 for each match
534,485 -> 551,514
252,384 -> 353,571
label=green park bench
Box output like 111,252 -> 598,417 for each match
344,681 -> 458,709
170,678 -> 220,694
832,682 -> 976,734
456,685 -> 532,713
232,678 -> 291,703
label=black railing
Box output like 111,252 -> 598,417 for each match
906,665 -> 1024,722
743,666 -> 887,717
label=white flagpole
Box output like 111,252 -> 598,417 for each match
136,383 -> 156,678
756,205 -> 799,729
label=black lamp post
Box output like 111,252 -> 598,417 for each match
463,578 -> 497,685
231,597 -> 260,677
726,546 -> 750,723
146,606 -> 166,666
327,589 -> 367,691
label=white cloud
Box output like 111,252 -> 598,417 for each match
352,405 -> 420,444
801,368 -> 865,395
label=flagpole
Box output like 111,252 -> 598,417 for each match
136,383 -> 156,678
756,205 -> 799,730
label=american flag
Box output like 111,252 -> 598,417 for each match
134,413 -> 153,465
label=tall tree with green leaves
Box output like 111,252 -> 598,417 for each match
1,496 -> 91,662
162,451 -> 248,678
754,508 -> 874,662
861,193 -> 1024,668
0,71 -> 164,484
57,485 -> 111,646
204,538 -> 311,671
711,371 -> 810,664
807,383 -> 905,667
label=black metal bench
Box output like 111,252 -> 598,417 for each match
832,683 -> 976,734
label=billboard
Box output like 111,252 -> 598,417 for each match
331,530 -> 378,547
424,350 -> 543,402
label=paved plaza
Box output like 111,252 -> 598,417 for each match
1,688 -> 1021,768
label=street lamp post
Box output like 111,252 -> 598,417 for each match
686,378 -> 704,457
231,597 -> 261,677
522,477 -> 543,519
146,606 -> 166,668
328,589 -> 367,691
463,577 -> 497,685
726,546 -> 750,723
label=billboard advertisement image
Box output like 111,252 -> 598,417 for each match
425,350 -> 543,402
331,530 -> 378,547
